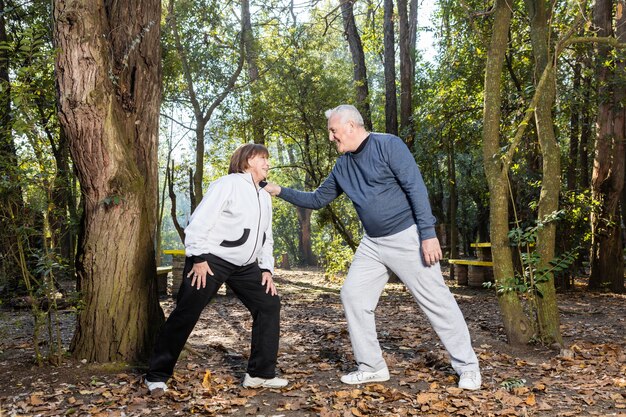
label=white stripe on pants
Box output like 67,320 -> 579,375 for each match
340,224 -> 479,375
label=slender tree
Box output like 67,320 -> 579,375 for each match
482,0 -> 534,344
383,0 -> 398,135
242,0 -> 264,144
589,0 -> 626,292
53,0 -> 163,361
165,0 -> 244,211
397,0 -> 417,148
0,0 -> 24,289
523,0 -> 562,345
340,0 -> 372,130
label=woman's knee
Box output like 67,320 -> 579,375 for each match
259,294 -> 281,314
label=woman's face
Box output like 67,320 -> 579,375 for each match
246,153 -> 270,183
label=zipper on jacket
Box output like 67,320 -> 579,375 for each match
244,180 -> 262,264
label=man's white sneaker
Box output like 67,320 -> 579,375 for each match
145,378 -> 168,394
242,373 -> 289,388
458,371 -> 482,390
340,367 -> 390,385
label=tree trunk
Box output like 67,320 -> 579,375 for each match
482,0 -> 534,345
383,0 -> 398,135
340,0 -> 372,131
0,0 -> 24,289
242,0 -> 264,144
397,0 -> 414,148
567,59 -> 581,191
447,139 -> 458,261
580,70 -> 592,189
54,0 -> 164,362
524,0 -> 562,345
296,206 -> 316,266
168,0 -> 244,210
49,126 -> 76,269
589,0 -> 626,292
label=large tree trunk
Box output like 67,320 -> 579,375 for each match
482,0 -> 534,345
54,0 -> 164,362
383,0 -> 398,135
589,0 -> 626,292
524,0 -> 562,345
340,0 -> 372,131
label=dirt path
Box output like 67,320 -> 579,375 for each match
0,267 -> 624,416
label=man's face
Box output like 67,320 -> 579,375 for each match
328,115 -> 356,153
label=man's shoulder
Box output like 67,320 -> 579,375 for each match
369,132 -> 405,148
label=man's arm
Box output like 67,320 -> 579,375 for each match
386,138 -> 442,266
265,172 -> 342,209
386,138 -> 437,240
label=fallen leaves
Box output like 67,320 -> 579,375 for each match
1,269 -> 625,416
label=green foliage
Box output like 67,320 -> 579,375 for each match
500,377 -> 526,391
484,210 -> 579,296
312,229 -> 355,282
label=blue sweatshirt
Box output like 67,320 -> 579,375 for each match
278,133 -> 437,240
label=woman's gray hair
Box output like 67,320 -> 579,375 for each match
325,105 -> 364,127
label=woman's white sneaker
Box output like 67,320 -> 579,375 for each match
458,371 -> 482,390
145,379 -> 168,395
340,367 -> 390,385
242,373 -> 289,388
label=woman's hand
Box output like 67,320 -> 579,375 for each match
261,271 -> 277,296
187,261 -> 214,289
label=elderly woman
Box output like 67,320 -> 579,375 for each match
145,143 -> 287,393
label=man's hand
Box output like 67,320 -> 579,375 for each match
421,237 -> 443,267
261,271 -> 277,296
187,261 -> 214,289
263,182 -> 282,196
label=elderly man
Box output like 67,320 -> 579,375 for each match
264,104 -> 481,390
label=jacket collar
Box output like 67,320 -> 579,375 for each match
234,172 -> 258,188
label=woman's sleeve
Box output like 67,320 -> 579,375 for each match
184,178 -> 232,261
257,196 -> 275,274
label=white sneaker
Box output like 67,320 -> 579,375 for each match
242,373 -> 289,388
458,371 -> 482,390
145,378 -> 168,394
340,367 -> 390,385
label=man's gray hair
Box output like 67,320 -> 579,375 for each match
325,104 -> 364,127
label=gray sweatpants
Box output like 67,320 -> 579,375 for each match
340,224 -> 479,375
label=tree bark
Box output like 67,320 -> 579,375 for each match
397,0 -> 414,148
589,0 -> 626,292
296,206 -> 316,266
579,70 -> 592,189
447,138 -> 458,261
383,0 -> 398,135
54,0 -> 164,361
340,0 -> 372,131
524,0 -> 562,345
482,0 -> 534,345
567,59 -> 581,191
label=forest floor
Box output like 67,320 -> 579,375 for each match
0,266 -> 624,417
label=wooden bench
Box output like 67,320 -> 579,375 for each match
163,249 -> 185,297
156,266 -> 173,295
448,245 -> 493,287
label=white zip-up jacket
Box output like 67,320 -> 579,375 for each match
184,173 -> 274,274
